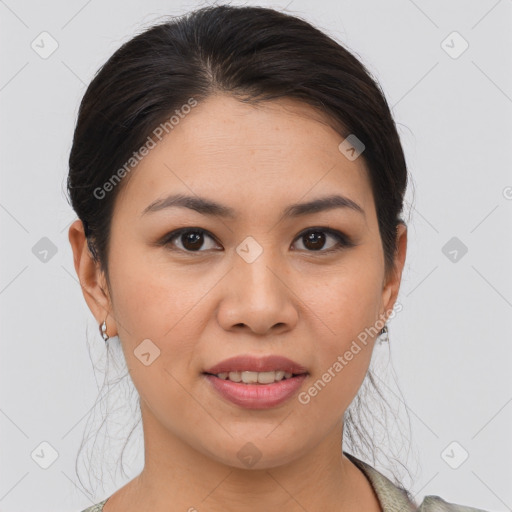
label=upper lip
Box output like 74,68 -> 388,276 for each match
204,355 -> 308,375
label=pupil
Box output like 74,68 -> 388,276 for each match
183,232 -> 203,250
304,231 -> 325,250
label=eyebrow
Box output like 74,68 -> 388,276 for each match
141,193 -> 365,220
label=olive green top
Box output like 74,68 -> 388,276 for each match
80,452 -> 489,511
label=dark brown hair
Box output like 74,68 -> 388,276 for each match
67,4 -> 414,497
67,4 -> 410,282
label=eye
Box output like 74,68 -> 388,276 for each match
161,228 -> 220,252
159,227 -> 355,254
291,227 -> 355,253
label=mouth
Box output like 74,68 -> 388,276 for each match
201,355 -> 309,409
202,370 -> 307,384
202,372 -> 308,409
203,354 -> 308,376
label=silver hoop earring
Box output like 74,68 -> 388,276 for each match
100,319 -> 109,342
379,324 -> 389,344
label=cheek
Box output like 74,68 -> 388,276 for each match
311,261 -> 383,345
301,263 -> 382,408
108,242 -> 207,339
106,248 -> 214,397
107,255 -> 203,416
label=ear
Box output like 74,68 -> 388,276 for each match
68,219 -> 117,337
380,222 -> 407,322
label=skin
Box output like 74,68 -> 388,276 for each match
69,94 -> 407,512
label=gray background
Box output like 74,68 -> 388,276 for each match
1,0 -> 511,511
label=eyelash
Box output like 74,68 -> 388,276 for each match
158,227 -> 356,255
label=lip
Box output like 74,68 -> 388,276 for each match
203,354 -> 308,375
204,373 -> 308,409
202,354 -> 309,410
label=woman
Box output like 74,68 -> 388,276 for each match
67,5 -> 487,511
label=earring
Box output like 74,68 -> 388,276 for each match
379,324 -> 389,343
100,319 -> 109,342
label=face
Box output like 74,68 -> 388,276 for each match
70,94 -> 406,471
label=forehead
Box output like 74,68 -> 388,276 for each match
115,94 -> 375,221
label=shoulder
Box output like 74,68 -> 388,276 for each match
79,498 -> 109,512
417,495 -> 490,511
343,451 -> 490,512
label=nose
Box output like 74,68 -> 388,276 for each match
216,248 -> 299,336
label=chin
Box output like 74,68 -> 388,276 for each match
199,436 -> 308,470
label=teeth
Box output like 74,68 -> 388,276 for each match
257,371 -> 276,384
241,371 -> 259,384
214,370 -> 295,383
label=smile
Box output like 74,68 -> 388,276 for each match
211,370 -> 297,384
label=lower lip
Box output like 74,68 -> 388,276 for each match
203,374 -> 308,409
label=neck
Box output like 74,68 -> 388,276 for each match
107,405 -> 380,512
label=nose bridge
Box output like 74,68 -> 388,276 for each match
216,233 -> 299,335
229,235 -> 293,327
233,236 -> 283,298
